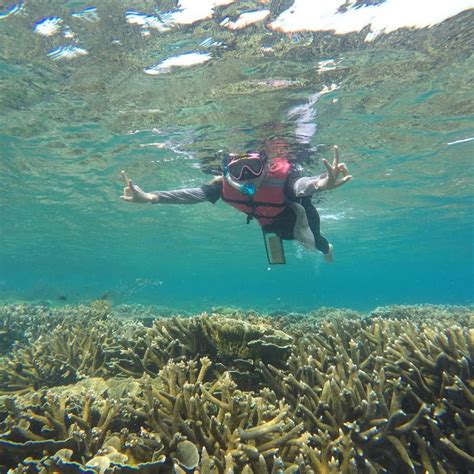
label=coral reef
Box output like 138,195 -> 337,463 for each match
0,303 -> 472,472
0,307 -> 292,395
0,304 -> 66,355
261,316 -> 474,472
369,303 -> 473,325
0,304 -> 138,394
112,313 -> 293,389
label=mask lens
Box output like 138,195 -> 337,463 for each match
228,158 -> 263,180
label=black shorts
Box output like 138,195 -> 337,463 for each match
262,206 -> 297,240
262,197 -> 330,254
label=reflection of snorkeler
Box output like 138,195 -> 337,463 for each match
121,139 -> 352,264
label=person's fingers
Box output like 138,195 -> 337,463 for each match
121,170 -> 130,186
331,175 -> 352,188
322,158 -> 333,175
333,145 -> 339,167
120,195 -> 133,201
128,179 -> 137,195
338,163 -> 350,176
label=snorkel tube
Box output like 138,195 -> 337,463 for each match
221,152 -> 257,196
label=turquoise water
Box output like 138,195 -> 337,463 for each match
1,1 -> 473,312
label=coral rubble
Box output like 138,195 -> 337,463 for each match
0,303 -> 472,472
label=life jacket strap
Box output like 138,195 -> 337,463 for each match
221,197 -> 286,208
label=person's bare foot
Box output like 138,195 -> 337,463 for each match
324,244 -> 334,262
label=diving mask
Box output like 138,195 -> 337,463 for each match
220,151 -> 265,196
227,153 -> 264,181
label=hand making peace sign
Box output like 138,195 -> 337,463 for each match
120,170 -> 157,203
318,146 -> 353,190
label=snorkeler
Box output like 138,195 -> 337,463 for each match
121,142 -> 352,264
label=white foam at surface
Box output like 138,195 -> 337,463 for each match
0,1 -> 24,19
125,11 -> 170,31
446,137 -> 474,145
288,92 -> 319,144
165,0 -> 236,25
144,52 -> 212,75
34,16 -> 63,36
71,7 -> 99,22
323,213 -> 343,220
47,45 -> 88,61
269,0 -> 474,40
224,9 -> 270,30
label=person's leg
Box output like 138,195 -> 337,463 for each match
289,202 -> 316,248
292,198 -> 334,260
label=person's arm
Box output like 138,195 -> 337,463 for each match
288,146 -> 352,197
120,171 -> 222,204
150,182 -> 222,204
289,174 -> 326,198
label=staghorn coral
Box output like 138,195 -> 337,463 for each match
0,308 -> 293,395
0,377 -> 141,465
0,312 -> 134,394
272,306 -> 364,330
0,304 -> 67,355
261,316 -> 474,472
0,303 -> 472,472
369,303 -> 473,325
124,356 -> 308,471
113,313 -> 293,387
0,301 -> 116,352
1,359 -> 308,473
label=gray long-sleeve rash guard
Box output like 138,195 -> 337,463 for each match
150,171 -> 325,205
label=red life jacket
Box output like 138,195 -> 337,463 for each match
222,158 -> 291,226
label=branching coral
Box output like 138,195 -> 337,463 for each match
0,304 -> 65,356
261,316 -> 474,472
0,308 -> 293,396
0,303 -> 471,473
1,360 -> 307,472
124,356 -> 307,471
113,313 -> 293,385
0,312 -> 137,394
369,304 -> 473,326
